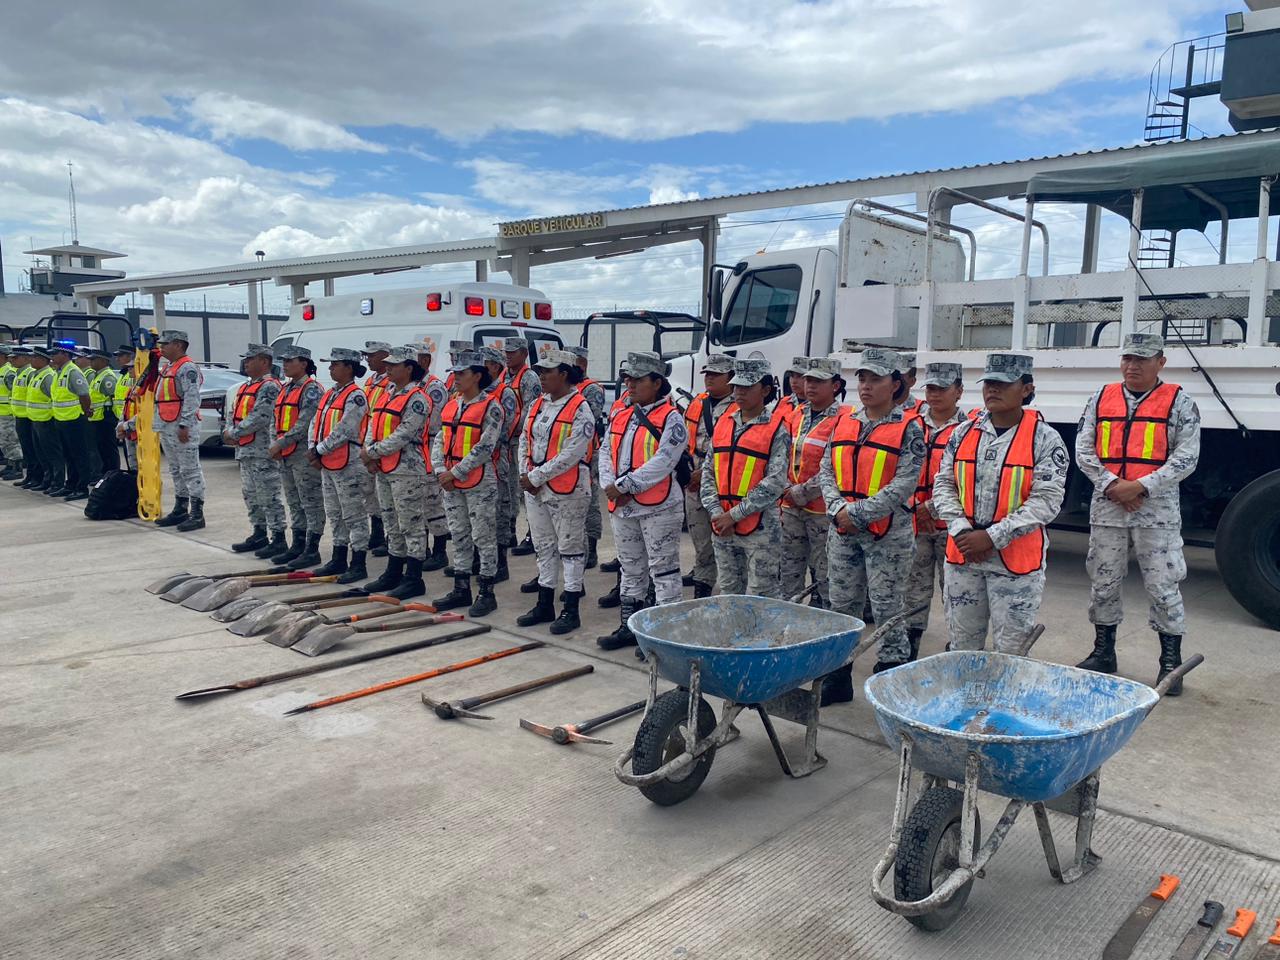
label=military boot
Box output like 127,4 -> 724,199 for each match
819,664 -> 854,706
368,516 -> 388,557
597,573 -> 621,609
494,546 -> 510,584
154,496 -> 189,527
469,576 -> 497,617
511,531 -> 534,556
362,555 -> 404,595
256,529 -> 287,559
549,590 -> 582,635
585,539 -> 598,570
597,597 -> 640,650
433,575 -> 473,611
287,532 -> 323,570
336,550 -> 367,585
519,574 -> 541,594
907,627 -> 924,662
1157,633 -> 1184,696
275,528 -> 308,564
232,525 -> 268,553
311,545 -> 348,577
691,579 -> 713,599
385,557 -> 426,601
1076,624 -> 1118,674
516,586 -> 556,627
422,534 -> 449,572
600,556 -> 621,574
176,498 -> 205,532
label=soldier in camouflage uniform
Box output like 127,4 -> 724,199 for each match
683,354 -> 736,598
932,354 -> 1068,657
433,349 -> 506,617
415,338 -> 452,571
1073,333 -> 1200,694
701,358 -> 791,599
308,347 -> 371,584
570,344 -> 606,570
224,343 -> 284,555
445,339 -> 471,394
152,330 -> 207,532
361,346 -> 431,600
269,345 -> 325,569
473,346 -> 519,583
361,341 -> 393,556
503,336 -> 542,554
819,348 -> 925,697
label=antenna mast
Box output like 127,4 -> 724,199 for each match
66,161 -> 79,243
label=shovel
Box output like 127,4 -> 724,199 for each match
181,574 -> 340,613
161,569 -> 313,604
263,597 -> 423,649
292,611 -> 465,658
145,566 -> 279,596
223,591 -> 382,633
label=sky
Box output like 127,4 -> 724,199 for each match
0,0 -> 1240,317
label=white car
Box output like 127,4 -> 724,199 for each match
196,363 -> 248,449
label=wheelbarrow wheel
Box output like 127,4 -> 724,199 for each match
631,689 -> 717,806
894,787 -> 980,932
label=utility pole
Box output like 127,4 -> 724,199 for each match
67,162 -> 79,244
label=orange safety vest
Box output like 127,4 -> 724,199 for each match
417,375 -> 447,474
683,392 -> 738,456
1093,381 -> 1181,480
576,377 -> 604,457
505,364 -> 530,434
493,380 -> 521,440
309,381 -> 362,469
445,371 -> 456,393
232,377 -> 279,447
609,390 -> 631,421
440,393 -> 498,489
775,394 -> 800,422
828,412 -> 912,539
370,386 -> 427,474
903,398 -> 926,423
944,409 -> 1044,575
362,371 -> 389,438
784,403 -> 847,513
274,377 -> 317,457
155,354 -> 193,423
524,393 -> 589,495
712,405 -> 788,535
608,400 -> 678,512
912,417 -> 963,533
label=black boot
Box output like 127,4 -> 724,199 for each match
176,498 -> 205,532
154,496 -> 189,527
1157,633 -> 1184,696
1076,624 -> 1118,674
691,579 -> 713,599
549,590 -> 582,635
597,597 -> 640,650
256,529 -> 287,559
434,575 -> 473,611
494,546 -> 509,584
386,557 -> 426,600
600,556 -> 621,574
520,573 -> 541,594
516,585 -> 556,627
275,528 -> 307,564
598,574 -> 621,609
362,555 -> 405,595
369,516 -> 387,557
872,659 -> 907,674
469,576 -> 497,617
312,545 -> 349,577
288,532 -> 323,570
907,627 -> 924,662
511,531 -> 534,556
585,539 -> 598,570
232,525 -> 269,553
819,663 -> 854,706
0,464 -> 18,481
682,571 -> 695,587
337,550 -> 367,585
423,534 -> 449,572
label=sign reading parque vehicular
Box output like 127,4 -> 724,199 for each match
499,213 -> 606,238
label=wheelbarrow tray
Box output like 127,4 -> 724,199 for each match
864,652 -> 1158,803
630,595 -> 863,704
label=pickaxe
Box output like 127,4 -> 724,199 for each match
519,700 -> 645,745
423,664 -> 594,720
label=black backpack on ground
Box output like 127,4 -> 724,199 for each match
85,470 -> 139,521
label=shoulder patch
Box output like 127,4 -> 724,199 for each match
410,398 -> 426,415
1051,446 -> 1068,469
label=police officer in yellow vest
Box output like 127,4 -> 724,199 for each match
0,343 -> 23,480
111,346 -> 136,470
25,348 -> 60,494
48,344 -> 96,501
84,348 -> 121,475
6,346 -> 38,485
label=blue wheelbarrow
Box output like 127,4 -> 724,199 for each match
864,649 -> 1203,931
614,594 -> 907,806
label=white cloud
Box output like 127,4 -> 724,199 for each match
185,93 -> 388,153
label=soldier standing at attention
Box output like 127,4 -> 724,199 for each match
903,362 -> 968,660
308,348 -> 372,584
570,344 -> 606,570
0,344 -> 22,480
433,350 -> 505,616
224,344 -> 283,555
361,341 -> 393,557
152,331 -> 207,530
414,338 -> 452,572
597,352 -> 686,651
819,348 -> 925,695
445,340 -> 471,395
503,337 -> 542,556
682,354 -> 736,599
781,357 -> 848,608
775,358 -> 806,421
1073,333 -> 1200,694
701,357 -> 791,599
898,351 -> 926,420
48,344 -> 95,500
932,354 -> 1068,656
270,346 -> 325,569
596,364 -> 640,610
516,349 -> 596,634
475,346 -> 519,583
84,349 -> 120,474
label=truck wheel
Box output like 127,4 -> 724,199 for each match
894,787 -> 980,932
631,689 -> 717,806
1215,469 -> 1280,629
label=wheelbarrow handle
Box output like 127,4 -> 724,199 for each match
850,604 -> 930,659
1153,653 -> 1204,700
576,700 -> 647,734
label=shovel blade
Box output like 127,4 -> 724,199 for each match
161,576 -> 214,603
146,571 -> 192,594
227,602 -> 291,637
211,597 -> 266,623
182,578 -> 250,612
290,623 -> 353,658
263,612 -> 319,648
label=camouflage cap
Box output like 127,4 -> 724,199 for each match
240,342 -> 274,359
978,353 -> 1033,383
700,353 -> 735,375
804,357 -> 842,380
156,329 -> 190,344
534,348 -> 578,369
276,344 -> 312,361
922,362 -> 964,387
384,345 -> 418,365
479,346 -> 505,367
787,356 -> 808,375
856,347 -> 901,377
898,352 -> 917,373
413,335 -> 438,356
448,339 -> 472,354
321,347 -> 363,363
567,344 -> 590,360
502,336 -> 529,353
625,351 -> 668,378
449,350 -> 485,373
361,340 -> 393,355
1122,333 -> 1164,358
729,357 -> 772,386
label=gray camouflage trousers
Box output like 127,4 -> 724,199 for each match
904,527 -> 948,631
780,507 -> 830,605
444,474 -> 498,577
828,524 -> 913,662
123,438 -> 138,471
495,444 -> 515,548
944,563 -> 1045,654
685,491 -> 717,588
586,463 -> 603,541
713,520 -> 782,600
612,505 -> 682,605
526,488 -> 590,592
0,416 -> 20,462
323,461 -> 371,551
1086,525 -> 1187,635
238,455 -> 284,531
421,472 -> 449,538
158,421 -> 205,499
280,449 -> 325,535
376,466 -> 428,561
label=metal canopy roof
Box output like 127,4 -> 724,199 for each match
26,243 -> 127,259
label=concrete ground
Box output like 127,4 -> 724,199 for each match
2,450 -> 1279,960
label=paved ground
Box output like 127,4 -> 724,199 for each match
2,451 -> 1278,959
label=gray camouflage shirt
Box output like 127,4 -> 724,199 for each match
518,391 -> 596,502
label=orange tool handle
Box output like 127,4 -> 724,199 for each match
1152,875 -> 1181,901
342,601 -> 436,624
1267,918 -> 1280,945
1227,909 -> 1257,939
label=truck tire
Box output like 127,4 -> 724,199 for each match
1215,468 -> 1280,630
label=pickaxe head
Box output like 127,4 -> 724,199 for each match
518,717 -> 611,745
420,695 -> 492,720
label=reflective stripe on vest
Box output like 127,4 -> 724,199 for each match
494,380 -> 520,440
912,418 -> 963,534
1094,381 -> 1180,480
440,393 -> 497,488
711,405 -> 788,535
505,363 -> 529,432
25,367 -> 55,422
10,366 -> 31,418
51,364 -> 85,421
524,392 -> 588,495
828,412 -> 911,539
371,386 -> 426,474
362,372 -> 390,442
155,355 -> 192,423
784,403 -> 847,514
945,409 -> 1044,575
0,363 -> 12,416
88,367 -> 113,421
310,381 -> 362,469
112,369 -> 133,420
233,377 -> 280,446
274,377 -> 316,457
607,400 -> 677,512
